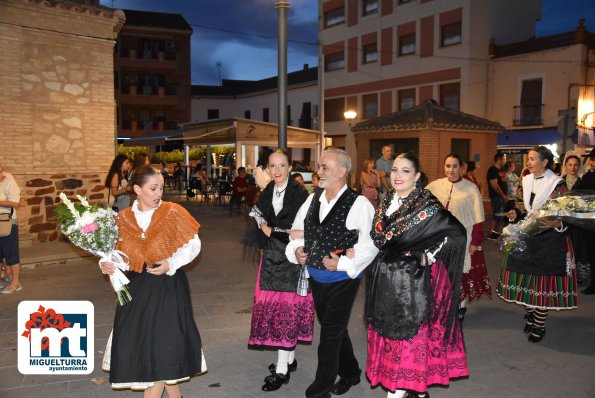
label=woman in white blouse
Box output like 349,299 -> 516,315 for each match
100,166 -> 205,397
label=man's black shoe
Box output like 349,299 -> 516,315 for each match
330,377 -> 360,395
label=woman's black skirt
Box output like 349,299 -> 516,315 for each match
109,266 -> 204,383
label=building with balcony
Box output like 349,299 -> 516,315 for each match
318,0 -> 547,180
488,20 -> 595,154
115,9 -> 192,149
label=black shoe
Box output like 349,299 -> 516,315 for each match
330,376 -> 360,395
405,391 -> 430,398
528,327 -> 546,343
268,359 -> 297,374
581,286 -> 595,295
262,372 -> 290,391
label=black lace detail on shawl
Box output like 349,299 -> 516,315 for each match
367,188 -> 467,341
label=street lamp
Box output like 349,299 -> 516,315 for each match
344,110 -> 357,186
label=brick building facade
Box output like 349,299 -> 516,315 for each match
0,0 -> 125,244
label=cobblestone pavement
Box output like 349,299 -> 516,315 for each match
1,200 -> 594,397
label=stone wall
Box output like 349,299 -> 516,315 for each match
0,0 -> 125,244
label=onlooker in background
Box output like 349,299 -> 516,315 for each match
375,144 -> 394,204
229,162 -> 239,179
0,162 -> 22,294
128,153 -> 150,184
311,172 -> 320,188
232,167 -> 249,205
172,162 -> 184,190
105,155 -> 131,212
562,155 -> 581,190
574,148 -> 595,295
255,155 -> 273,190
463,160 -> 481,192
503,161 -> 519,211
561,155 -> 591,290
486,153 -> 508,239
576,148 -> 595,189
360,158 -> 380,208
291,173 -> 305,186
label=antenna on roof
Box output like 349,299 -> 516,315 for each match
216,61 -> 222,86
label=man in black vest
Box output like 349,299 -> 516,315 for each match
286,148 -> 379,398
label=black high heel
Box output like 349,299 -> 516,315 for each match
528,327 -> 546,343
262,371 -> 290,391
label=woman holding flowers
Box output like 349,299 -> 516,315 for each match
498,146 -> 578,343
427,154 -> 491,321
248,149 -> 313,392
366,153 -> 468,398
100,166 -> 205,397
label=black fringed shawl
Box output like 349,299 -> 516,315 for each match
257,179 -> 309,292
367,188 -> 467,341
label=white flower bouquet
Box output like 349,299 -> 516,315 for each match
499,194 -> 595,254
54,193 -> 132,305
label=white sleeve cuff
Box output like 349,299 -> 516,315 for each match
166,235 -> 201,276
285,238 -> 304,264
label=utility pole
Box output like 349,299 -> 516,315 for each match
276,1 -> 290,149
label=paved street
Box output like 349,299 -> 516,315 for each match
1,200 -> 594,398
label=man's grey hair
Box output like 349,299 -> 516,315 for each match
322,148 -> 352,173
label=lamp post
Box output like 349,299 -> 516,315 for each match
344,110 -> 357,186
276,0 -> 290,149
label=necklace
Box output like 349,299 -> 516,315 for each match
275,186 -> 286,198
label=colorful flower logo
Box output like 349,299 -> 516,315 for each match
21,305 -> 72,349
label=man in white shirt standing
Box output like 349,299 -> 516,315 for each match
286,148 -> 378,398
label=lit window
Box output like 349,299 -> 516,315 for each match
363,43 -> 378,64
399,34 -> 416,56
325,7 -> 345,28
325,51 -> 345,71
363,0 -> 378,16
441,22 -> 462,46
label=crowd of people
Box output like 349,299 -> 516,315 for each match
2,144 -> 593,398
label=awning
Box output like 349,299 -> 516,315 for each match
119,129 -> 183,145
497,127 -> 581,146
497,128 -> 560,146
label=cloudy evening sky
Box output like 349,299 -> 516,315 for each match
99,0 -> 595,85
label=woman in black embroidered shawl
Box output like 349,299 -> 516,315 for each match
247,150 -> 314,392
365,153 -> 468,398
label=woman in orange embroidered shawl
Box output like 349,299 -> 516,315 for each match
100,166 -> 205,397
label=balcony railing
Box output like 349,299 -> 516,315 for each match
513,104 -> 543,127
